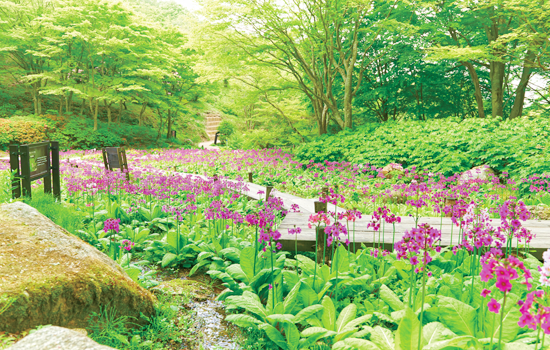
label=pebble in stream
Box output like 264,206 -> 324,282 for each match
190,299 -> 241,350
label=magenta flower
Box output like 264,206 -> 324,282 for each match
103,218 -> 121,233
481,289 -> 491,297
488,298 -> 501,314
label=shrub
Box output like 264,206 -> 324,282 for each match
218,120 -> 235,144
293,116 -> 550,180
0,116 -> 48,149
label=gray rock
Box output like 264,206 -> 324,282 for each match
7,326 -> 116,350
0,202 -> 156,333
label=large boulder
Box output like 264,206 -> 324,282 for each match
458,165 -> 496,184
7,326 -> 115,350
0,202 -> 155,333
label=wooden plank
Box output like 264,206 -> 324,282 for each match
278,212 -> 550,252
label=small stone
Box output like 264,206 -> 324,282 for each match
6,326 -> 114,350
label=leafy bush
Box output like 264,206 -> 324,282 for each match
218,120 -> 235,144
0,116 -> 48,149
294,116 -> 550,179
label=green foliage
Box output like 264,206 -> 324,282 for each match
294,117 -> 550,181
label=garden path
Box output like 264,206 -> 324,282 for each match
277,211 -> 550,255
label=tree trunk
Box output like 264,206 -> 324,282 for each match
156,108 -> 163,141
462,61 -> 486,118
66,91 -> 73,114
93,98 -> 99,131
105,100 -> 112,126
166,110 -> 172,139
59,96 -> 63,116
343,74 -> 353,129
509,50 -> 536,120
490,61 -> 506,118
80,97 -> 85,116
139,102 -> 147,126
118,101 -> 123,124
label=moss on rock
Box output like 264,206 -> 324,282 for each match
0,202 -> 156,333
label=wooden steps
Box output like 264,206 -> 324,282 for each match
204,113 -> 222,141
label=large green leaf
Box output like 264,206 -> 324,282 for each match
240,246 -> 256,280
321,295 -> 336,331
370,326 -> 394,350
161,253 -> 177,267
226,264 -> 248,283
395,308 -> 420,350
284,322 -> 301,350
437,296 -> 476,336
284,282 -> 300,314
379,284 -> 405,311
259,323 -> 288,350
225,292 -> 267,321
225,314 -> 261,328
335,338 -> 381,350
422,322 -> 455,347
294,304 -> 324,324
336,303 -> 357,332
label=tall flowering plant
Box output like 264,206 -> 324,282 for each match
480,249 -> 532,350
498,200 -> 533,257
104,218 -> 121,260
395,223 -> 441,349
308,211 -> 330,291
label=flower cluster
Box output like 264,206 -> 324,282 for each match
394,223 -> 441,269
325,222 -> 348,247
539,249 -> 550,286
120,239 -> 135,252
460,201 -> 504,250
480,249 -> 533,313
103,218 -> 121,233
517,290 -> 550,333
498,200 -> 534,244
308,212 -> 331,229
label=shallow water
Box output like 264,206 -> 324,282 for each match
189,299 -> 241,350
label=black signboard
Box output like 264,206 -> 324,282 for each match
102,147 -> 129,180
10,141 -> 60,199
28,142 -> 50,180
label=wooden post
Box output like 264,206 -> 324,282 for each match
19,144 -> 31,198
266,185 -> 273,199
322,186 -> 328,197
248,171 -> 253,183
9,144 -> 21,199
314,201 -> 328,264
51,141 -> 61,200
43,144 -> 52,195
101,148 -> 109,170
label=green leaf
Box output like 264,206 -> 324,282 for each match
321,295 -> 336,331
422,322 -> 455,346
225,314 -> 261,327
337,338 -> 381,350
259,323 -> 288,350
226,264 -> 248,283
437,296 -> 476,336
161,253 -> 177,267
336,303 -> 357,332
301,326 -> 336,338
240,246 -> 256,280
379,284 -> 405,311
284,322 -> 301,350
370,326 -> 394,350
225,292 -> 267,321
284,282 -> 300,314
395,308 -> 420,350
294,304 -> 324,324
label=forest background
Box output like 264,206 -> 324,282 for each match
1,0 -> 549,151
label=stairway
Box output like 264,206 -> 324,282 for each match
204,113 -> 222,141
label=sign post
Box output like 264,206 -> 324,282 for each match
102,147 -> 129,180
9,141 -> 60,200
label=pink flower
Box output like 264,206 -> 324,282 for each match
481,289 -> 491,297
488,298 -> 501,314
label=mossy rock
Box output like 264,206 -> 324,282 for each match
151,279 -> 212,302
0,202 -> 155,333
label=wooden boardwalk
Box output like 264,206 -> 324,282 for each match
278,212 -> 550,256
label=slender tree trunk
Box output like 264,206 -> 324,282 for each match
59,96 -> 63,116
156,108 -> 163,141
343,74 -> 353,129
462,61 -> 486,118
80,97 -> 85,116
93,98 -> 99,131
118,101 -> 123,124
490,60 -> 506,118
139,102 -> 147,127
166,110 -> 172,139
509,51 -> 536,120
105,100 -> 112,126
